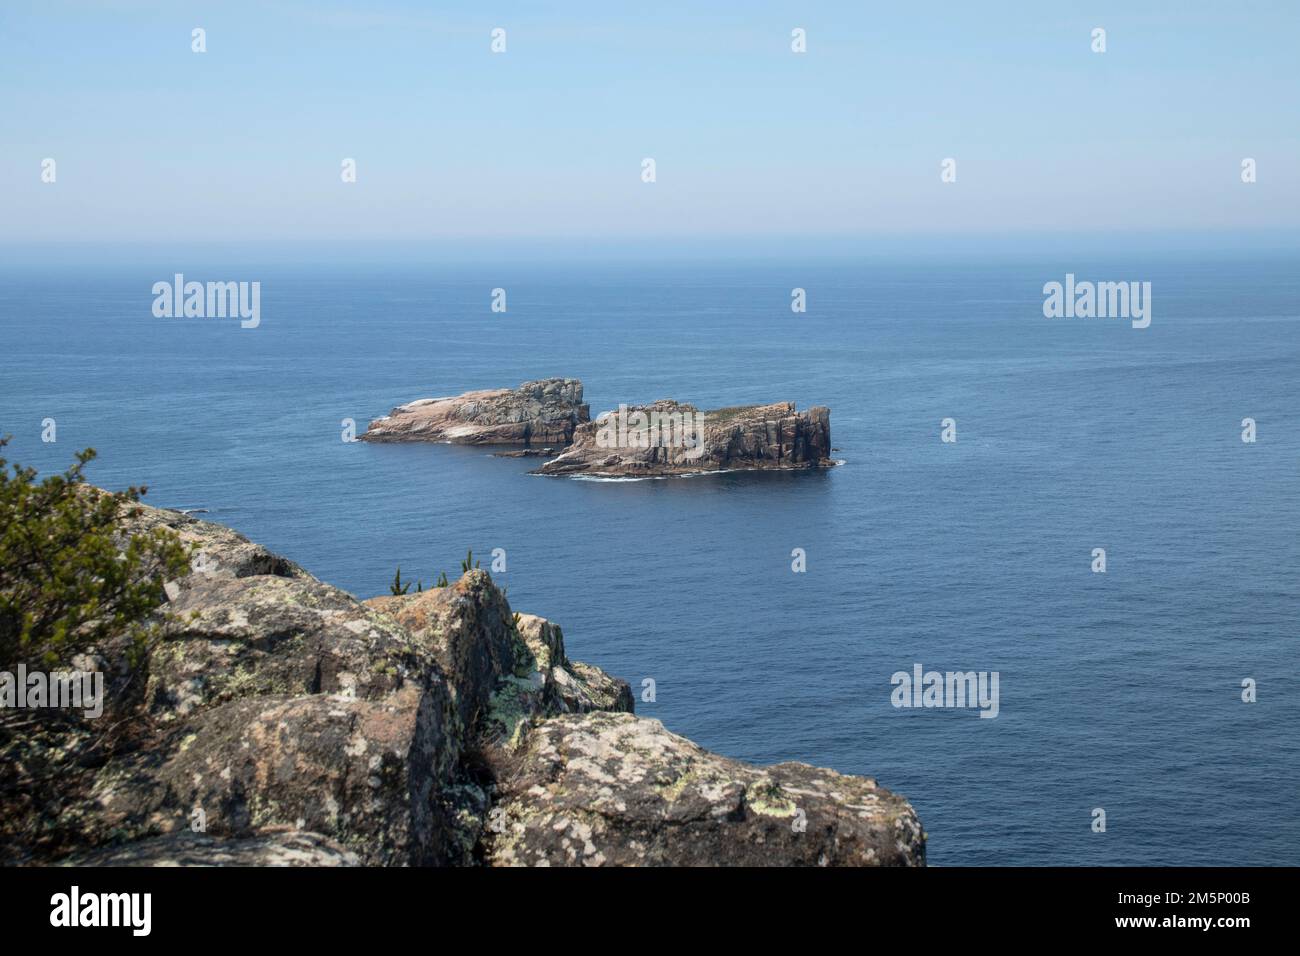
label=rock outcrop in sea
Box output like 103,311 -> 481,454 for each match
360,378 -> 589,446
2,503 -> 923,867
539,400 -> 833,477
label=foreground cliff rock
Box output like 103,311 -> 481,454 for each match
2,501 -> 922,867
361,378 -> 589,446
485,713 -> 923,867
539,400 -> 834,476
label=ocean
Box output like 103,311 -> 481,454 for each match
2,247 -> 1297,865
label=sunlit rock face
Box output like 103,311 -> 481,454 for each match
360,378 -> 589,446
539,400 -> 833,477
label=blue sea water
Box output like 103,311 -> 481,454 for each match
2,248 -> 1297,866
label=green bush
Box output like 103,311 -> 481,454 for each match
0,439 -> 190,670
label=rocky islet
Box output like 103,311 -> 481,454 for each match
362,379 -> 836,478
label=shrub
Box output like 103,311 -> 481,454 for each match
0,439 -> 190,670
389,566 -> 412,595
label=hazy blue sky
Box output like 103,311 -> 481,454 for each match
2,0 -> 1297,243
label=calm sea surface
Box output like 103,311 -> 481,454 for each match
2,250 -> 1297,865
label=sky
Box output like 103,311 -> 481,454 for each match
1,0 -> 1297,244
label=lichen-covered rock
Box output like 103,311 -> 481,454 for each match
147,574 -> 432,720
7,497 -> 922,868
364,571 -> 516,736
63,830 -> 360,866
363,586 -> 632,754
13,515 -> 481,864
539,400 -> 833,476
483,712 -> 925,867
478,613 -> 634,753
115,499 -> 309,581
85,686 -> 467,866
361,378 -> 590,445
513,614 -> 634,716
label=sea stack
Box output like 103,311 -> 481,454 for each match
360,378 -> 589,445
539,400 -> 833,477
